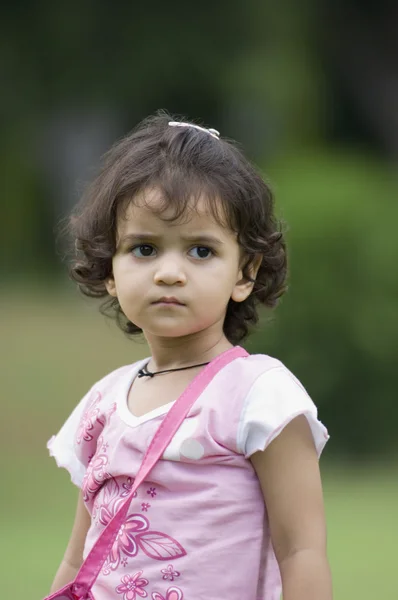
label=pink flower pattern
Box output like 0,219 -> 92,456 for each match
115,571 -> 149,600
103,513 -> 150,574
82,450 -> 110,503
96,479 -> 186,575
94,476 -> 125,525
76,391 -> 104,444
74,391 -> 186,597
121,477 -> 138,498
161,565 -> 180,582
151,587 -> 183,600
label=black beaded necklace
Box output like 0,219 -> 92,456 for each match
137,361 -> 210,378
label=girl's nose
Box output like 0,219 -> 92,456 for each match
153,256 -> 187,285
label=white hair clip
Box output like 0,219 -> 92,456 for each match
168,121 -> 220,139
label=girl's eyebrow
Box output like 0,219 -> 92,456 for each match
118,233 -> 225,247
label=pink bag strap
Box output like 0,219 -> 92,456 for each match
71,345 -> 249,598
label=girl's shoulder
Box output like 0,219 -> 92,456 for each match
243,352 -> 308,390
87,356 -> 149,400
244,352 -> 286,371
235,352 -> 329,458
224,351 -> 295,390
91,360 -> 142,392
47,357 -> 148,487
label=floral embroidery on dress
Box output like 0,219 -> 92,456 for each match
102,511 -> 187,574
121,477 -> 138,498
115,571 -> 149,600
82,450 -> 110,503
76,391 -> 104,444
161,565 -> 180,581
151,587 -> 183,600
94,476 -> 125,524
147,487 -> 157,498
97,479 -> 186,575
135,531 -> 186,562
141,503 -> 150,512
104,513 -> 150,573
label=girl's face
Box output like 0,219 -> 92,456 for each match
106,187 -> 259,342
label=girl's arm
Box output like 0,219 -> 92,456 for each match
50,490 -> 91,593
250,414 -> 333,600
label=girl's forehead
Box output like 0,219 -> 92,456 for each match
118,188 -> 231,234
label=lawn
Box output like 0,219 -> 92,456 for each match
2,285 -> 396,599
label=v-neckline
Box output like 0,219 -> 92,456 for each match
116,346 -> 244,428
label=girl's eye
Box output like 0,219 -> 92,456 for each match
189,246 -> 214,260
130,244 -> 156,257
130,244 -> 214,259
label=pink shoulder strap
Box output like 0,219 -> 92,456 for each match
71,345 -> 248,597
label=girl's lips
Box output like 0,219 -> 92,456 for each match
153,301 -> 184,306
153,297 -> 185,305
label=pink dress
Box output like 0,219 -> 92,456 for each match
48,350 -> 329,600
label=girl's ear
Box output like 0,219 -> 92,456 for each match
231,254 -> 263,303
105,277 -> 117,297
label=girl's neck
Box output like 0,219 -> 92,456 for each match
143,334 -> 234,372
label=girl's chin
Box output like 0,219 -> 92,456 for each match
142,322 -> 209,339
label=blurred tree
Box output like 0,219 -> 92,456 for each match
248,151 -> 398,458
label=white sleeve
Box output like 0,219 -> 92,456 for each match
47,389 -> 94,488
237,367 -> 329,458
47,363 -> 135,487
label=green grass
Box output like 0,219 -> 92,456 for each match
2,285 -> 396,599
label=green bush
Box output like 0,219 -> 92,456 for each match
248,150 -> 398,458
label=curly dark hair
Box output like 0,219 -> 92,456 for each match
66,110 -> 287,345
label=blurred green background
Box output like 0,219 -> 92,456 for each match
2,1 -> 397,598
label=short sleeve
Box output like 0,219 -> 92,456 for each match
47,386 -> 106,487
237,366 -> 329,458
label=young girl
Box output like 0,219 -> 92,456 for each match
47,112 -> 332,600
